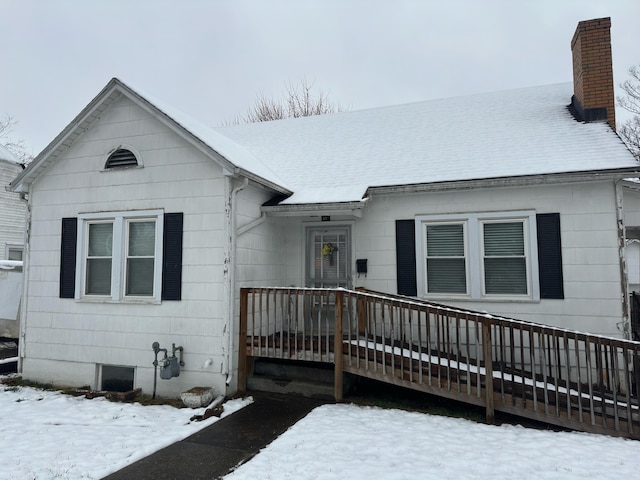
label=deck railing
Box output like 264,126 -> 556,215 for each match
238,287 -> 640,439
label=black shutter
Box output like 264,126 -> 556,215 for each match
162,212 -> 183,301
537,213 -> 564,299
60,217 -> 78,298
396,219 -> 417,296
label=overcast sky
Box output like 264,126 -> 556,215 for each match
2,0 -> 639,157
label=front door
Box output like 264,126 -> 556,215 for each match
306,226 -> 351,289
305,226 -> 351,334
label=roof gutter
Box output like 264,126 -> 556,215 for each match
366,168 -> 640,196
261,200 -> 367,217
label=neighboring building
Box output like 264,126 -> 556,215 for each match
0,144 -> 25,262
9,17 -> 640,397
0,144 -> 26,338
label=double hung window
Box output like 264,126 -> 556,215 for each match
426,223 -> 467,293
417,211 -> 539,300
79,210 -> 163,302
482,221 -> 527,295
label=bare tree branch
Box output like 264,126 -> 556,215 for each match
617,65 -> 640,115
229,78 -> 344,125
617,65 -> 640,160
0,114 -> 31,164
619,116 -> 640,159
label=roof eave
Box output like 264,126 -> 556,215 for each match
262,200 -> 367,217
10,79 -> 125,193
366,168 -> 640,196
9,78 -> 291,196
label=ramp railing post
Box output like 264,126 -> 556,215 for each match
238,288 -> 249,394
334,290 -> 344,401
482,319 -> 495,424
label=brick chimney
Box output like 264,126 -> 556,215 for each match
570,17 -> 616,130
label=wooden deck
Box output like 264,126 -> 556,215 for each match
238,287 -> 640,439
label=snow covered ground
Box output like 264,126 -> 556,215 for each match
224,404 -> 640,480
1,378 -> 639,480
0,379 -> 250,479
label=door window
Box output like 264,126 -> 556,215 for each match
307,227 -> 350,288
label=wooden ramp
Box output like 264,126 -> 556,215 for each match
238,287 -> 640,439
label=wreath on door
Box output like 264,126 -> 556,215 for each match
322,243 -> 338,265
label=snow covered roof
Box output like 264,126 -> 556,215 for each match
0,144 -> 19,165
10,78 -> 291,196
11,79 -> 640,205
217,82 -> 640,204
121,82 -> 290,192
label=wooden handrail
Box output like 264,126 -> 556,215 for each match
239,286 -> 640,439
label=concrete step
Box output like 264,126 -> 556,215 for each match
253,359 -> 335,383
247,375 -> 335,400
248,359 -> 341,399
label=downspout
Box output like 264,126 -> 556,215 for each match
615,179 -> 631,339
223,176 -> 248,386
18,193 -> 31,372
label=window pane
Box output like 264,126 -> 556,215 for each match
129,221 -> 155,256
86,258 -> 112,295
88,223 -> 113,256
484,222 -> 524,256
126,259 -> 154,295
485,258 -> 527,294
427,258 -> 466,293
427,224 -> 464,256
8,249 -> 22,261
483,221 -> 527,294
426,223 -> 466,294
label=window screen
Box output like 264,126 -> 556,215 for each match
483,221 -> 527,294
426,223 -> 466,294
126,220 -> 156,296
86,222 -> 113,295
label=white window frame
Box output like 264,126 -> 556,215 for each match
415,211 -> 540,301
424,221 -> 470,296
5,244 -> 23,261
75,210 -> 164,303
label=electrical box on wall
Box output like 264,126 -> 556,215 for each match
356,259 -> 368,277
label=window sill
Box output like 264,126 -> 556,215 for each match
423,294 -> 540,304
76,297 -> 161,305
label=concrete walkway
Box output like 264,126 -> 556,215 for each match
103,392 -> 328,480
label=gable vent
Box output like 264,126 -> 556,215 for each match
105,149 -> 138,169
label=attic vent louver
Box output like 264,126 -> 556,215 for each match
105,149 -> 138,169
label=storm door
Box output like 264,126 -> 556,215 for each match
306,227 -> 351,289
304,226 -> 351,335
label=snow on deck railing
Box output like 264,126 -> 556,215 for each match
239,286 -> 640,439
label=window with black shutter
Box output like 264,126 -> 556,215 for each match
59,211 -> 183,302
397,211 -> 564,301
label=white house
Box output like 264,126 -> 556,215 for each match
0,144 -> 26,338
9,17 -> 640,398
0,144 -> 25,263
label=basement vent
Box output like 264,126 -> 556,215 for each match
105,148 -> 138,169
